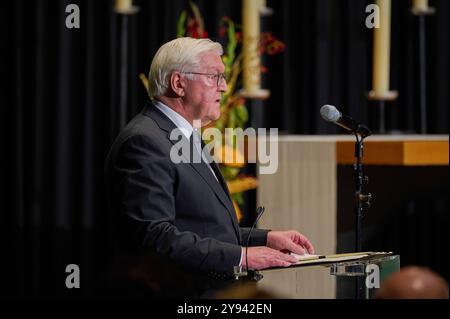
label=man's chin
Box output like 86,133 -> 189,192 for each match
210,113 -> 222,125
212,111 -> 221,121
197,114 -> 221,127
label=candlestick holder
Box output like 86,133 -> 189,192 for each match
113,3 -> 139,129
114,3 -> 139,15
367,90 -> 398,134
411,5 -> 435,134
411,6 -> 435,16
240,88 -> 271,100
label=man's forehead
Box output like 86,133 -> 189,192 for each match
197,51 -> 225,72
199,51 -> 223,62
207,59 -> 225,71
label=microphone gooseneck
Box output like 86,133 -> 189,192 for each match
246,206 -> 265,275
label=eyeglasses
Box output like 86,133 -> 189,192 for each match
181,72 -> 227,87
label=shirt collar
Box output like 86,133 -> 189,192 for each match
153,100 -> 194,139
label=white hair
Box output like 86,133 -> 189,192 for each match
147,37 -> 223,99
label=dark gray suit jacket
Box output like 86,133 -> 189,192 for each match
104,103 -> 268,283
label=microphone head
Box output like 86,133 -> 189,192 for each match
320,104 -> 341,122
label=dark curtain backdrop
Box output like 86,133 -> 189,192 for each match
1,0 -> 448,297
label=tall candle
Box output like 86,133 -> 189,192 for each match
242,0 -> 261,93
372,0 -> 392,94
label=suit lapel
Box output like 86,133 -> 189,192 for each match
143,104 -> 241,241
202,141 -> 233,200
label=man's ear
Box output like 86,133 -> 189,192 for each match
169,72 -> 185,97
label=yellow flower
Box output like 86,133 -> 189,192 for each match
232,200 -> 243,222
214,143 -> 245,168
227,177 -> 258,194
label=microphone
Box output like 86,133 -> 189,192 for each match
320,104 -> 371,137
245,206 -> 265,278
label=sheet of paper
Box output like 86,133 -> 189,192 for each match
290,251 -> 392,265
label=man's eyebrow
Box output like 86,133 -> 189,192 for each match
207,67 -> 223,73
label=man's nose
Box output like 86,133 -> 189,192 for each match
219,78 -> 228,92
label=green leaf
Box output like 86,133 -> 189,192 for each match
227,21 -> 237,57
220,167 -> 240,180
232,192 -> 244,205
215,118 -> 224,131
177,11 -> 187,38
228,108 -> 237,129
223,19 -> 237,78
235,104 -> 249,124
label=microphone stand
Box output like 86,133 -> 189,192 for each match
353,125 -> 372,299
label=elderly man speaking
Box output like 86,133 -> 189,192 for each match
104,37 -> 314,298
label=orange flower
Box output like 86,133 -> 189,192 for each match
214,144 -> 245,168
227,177 -> 258,194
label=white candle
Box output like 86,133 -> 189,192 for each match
242,0 -> 261,93
372,0 -> 392,94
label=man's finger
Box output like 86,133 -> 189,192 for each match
296,235 -> 315,254
285,241 -> 306,255
303,240 -> 315,254
275,250 -> 298,263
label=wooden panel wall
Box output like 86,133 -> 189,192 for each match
257,138 -> 337,298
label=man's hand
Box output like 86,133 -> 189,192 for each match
241,246 -> 298,270
266,230 -> 315,255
